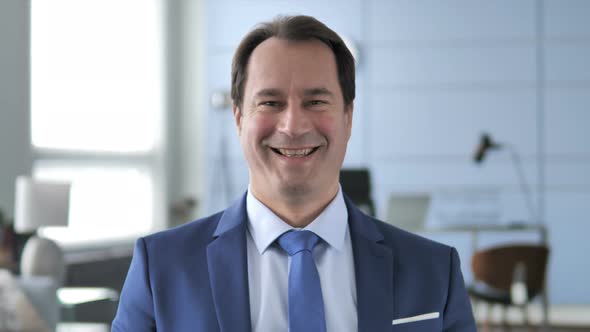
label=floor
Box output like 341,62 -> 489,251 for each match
480,326 -> 590,332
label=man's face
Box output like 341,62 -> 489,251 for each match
234,37 -> 353,202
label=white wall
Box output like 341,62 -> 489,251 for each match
0,0 -> 31,218
164,0 -> 207,224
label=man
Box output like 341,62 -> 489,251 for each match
112,15 -> 476,332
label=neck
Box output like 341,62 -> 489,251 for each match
250,183 -> 339,228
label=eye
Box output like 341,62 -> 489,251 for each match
259,100 -> 281,108
307,100 -> 327,107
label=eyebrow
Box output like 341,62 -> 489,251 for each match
254,88 -> 283,98
303,87 -> 334,98
253,87 -> 335,99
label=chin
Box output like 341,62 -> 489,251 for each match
278,181 -> 312,200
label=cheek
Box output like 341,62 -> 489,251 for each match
242,115 -> 276,144
315,114 -> 347,141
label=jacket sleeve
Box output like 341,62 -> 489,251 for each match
112,238 -> 156,332
443,248 -> 477,332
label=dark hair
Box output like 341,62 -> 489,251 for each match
231,15 -> 355,109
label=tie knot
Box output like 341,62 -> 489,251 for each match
277,230 -> 321,256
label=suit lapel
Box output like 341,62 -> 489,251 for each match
206,193 -> 394,331
207,194 -> 252,332
345,195 -> 394,332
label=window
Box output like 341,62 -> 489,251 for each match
30,0 -> 165,246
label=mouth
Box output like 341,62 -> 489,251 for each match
270,146 -> 320,158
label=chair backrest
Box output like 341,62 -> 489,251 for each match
20,236 -> 66,286
386,193 -> 430,232
471,244 -> 549,295
340,168 -> 375,216
17,275 -> 60,331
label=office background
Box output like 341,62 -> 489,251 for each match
0,0 -> 588,317
203,0 -> 590,306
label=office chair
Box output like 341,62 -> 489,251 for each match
468,244 -> 550,331
14,176 -> 71,330
339,168 -> 375,216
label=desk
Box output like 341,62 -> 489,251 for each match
0,269 -> 50,332
57,323 -> 109,332
427,223 -> 548,252
58,287 -> 119,323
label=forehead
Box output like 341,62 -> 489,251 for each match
244,37 -> 341,99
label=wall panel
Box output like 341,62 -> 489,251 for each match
545,192 -> 590,304
546,89 -> 590,155
368,90 -> 538,157
367,0 -> 534,42
545,0 -> 590,37
368,46 -> 535,88
207,0 -> 363,49
546,45 -> 590,82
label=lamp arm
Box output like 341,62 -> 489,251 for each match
507,145 -> 538,223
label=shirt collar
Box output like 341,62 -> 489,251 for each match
246,185 -> 348,255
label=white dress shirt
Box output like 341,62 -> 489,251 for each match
246,186 -> 358,332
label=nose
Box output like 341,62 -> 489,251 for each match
277,102 -> 312,138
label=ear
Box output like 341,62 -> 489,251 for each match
233,104 -> 242,134
344,103 -> 354,140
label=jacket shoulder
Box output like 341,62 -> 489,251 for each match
372,218 -> 454,258
142,211 -> 224,253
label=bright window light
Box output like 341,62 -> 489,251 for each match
31,0 -> 163,152
30,0 -> 164,246
34,164 -> 153,246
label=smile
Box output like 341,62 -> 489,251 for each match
270,147 -> 320,157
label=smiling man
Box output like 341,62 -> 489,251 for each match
236,36 -> 352,228
113,15 -> 477,332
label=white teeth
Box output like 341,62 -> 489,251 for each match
277,148 -> 314,157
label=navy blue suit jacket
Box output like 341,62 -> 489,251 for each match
112,193 -> 476,331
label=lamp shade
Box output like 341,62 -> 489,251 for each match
473,133 -> 502,163
14,176 -> 71,233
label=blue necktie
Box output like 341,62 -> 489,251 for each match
277,230 -> 327,332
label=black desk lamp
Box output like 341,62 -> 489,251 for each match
474,133 -> 502,163
472,133 -> 550,330
473,133 -> 538,225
